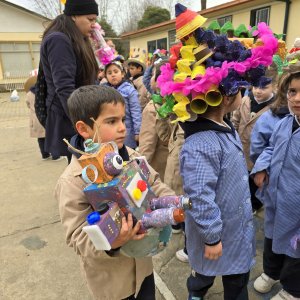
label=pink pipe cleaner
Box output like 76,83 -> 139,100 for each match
157,22 -> 278,96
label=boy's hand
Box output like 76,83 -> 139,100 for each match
111,213 -> 145,249
204,242 -> 222,260
254,170 -> 268,188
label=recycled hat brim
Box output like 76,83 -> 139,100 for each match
126,58 -> 146,72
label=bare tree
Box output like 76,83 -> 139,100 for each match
32,0 -> 61,19
200,0 -> 207,10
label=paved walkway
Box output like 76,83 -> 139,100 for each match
0,92 -> 282,299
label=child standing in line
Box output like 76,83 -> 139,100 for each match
250,74 -> 290,164
139,61 -> 169,181
251,64 -> 300,300
25,76 -> 63,161
103,61 -> 142,149
127,59 -> 150,111
55,85 -> 174,300
232,77 -> 276,214
180,90 -> 255,300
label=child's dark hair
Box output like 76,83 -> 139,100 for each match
128,62 -> 143,70
68,85 -> 125,128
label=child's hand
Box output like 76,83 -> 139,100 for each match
111,213 -> 145,249
254,170 -> 268,188
204,242 -> 222,260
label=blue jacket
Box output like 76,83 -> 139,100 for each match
180,119 -> 255,276
105,81 -> 142,148
40,32 -> 82,156
142,66 -> 154,94
251,115 -> 300,258
250,109 -> 289,163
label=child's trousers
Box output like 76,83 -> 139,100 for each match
187,270 -> 250,300
264,237 -> 300,297
123,273 -> 155,300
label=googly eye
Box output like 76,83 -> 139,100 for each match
104,152 -> 123,176
112,155 -> 123,170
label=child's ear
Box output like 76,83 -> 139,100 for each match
75,121 -> 93,140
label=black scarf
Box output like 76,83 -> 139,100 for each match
249,91 -> 275,113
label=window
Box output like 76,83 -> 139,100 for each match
217,15 -> 232,27
147,40 -> 156,54
157,38 -> 167,51
250,7 -> 270,26
168,29 -> 177,48
147,38 -> 168,54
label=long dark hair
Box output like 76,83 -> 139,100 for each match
43,14 -> 98,85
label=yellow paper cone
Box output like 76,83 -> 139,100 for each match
180,45 -> 196,60
205,87 -> 223,106
191,65 -> 206,79
172,93 -> 191,122
177,59 -> 193,74
174,72 -> 188,82
190,94 -> 208,114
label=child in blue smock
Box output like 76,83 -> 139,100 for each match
103,60 -> 142,149
180,91 -> 255,300
250,73 -> 290,164
252,65 -> 300,300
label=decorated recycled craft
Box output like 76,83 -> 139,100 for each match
90,23 -> 115,66
65,136 -> 191,257
151,3 -> 279,123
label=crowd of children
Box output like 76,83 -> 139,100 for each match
24,1 -> 300,299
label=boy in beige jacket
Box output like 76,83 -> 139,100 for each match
55,85 -> 174,300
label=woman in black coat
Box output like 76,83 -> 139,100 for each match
40,0 -> 99,162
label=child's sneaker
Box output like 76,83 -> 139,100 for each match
254,273 -> 279,293
176,249 -> 189,263
42,154 -> 51,161
51,156 -> 65,162
271,289 -> 300,300
172,224 -> 182,234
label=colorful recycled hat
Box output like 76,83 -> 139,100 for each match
234,24 -> 249,38
207,20 -> 221,33
154,8 -> 278,123
175,3 -> 207,40
220,21 -> 234,35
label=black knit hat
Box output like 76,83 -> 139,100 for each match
64,0 -> 98,16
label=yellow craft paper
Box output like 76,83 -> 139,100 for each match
174,72 -> 188,82
172,93 -> 191,122
180,45 -> 196,60
191,65 -> 206,79
177,59 -> 193,74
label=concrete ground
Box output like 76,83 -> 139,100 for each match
0,92 -> 282,300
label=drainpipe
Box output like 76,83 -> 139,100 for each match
282,0 -> 291,41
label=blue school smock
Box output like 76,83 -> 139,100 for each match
105,81 -> 142,148
250,109 -> 289,163
180,121 -> 255,276
251,115 -> 300,258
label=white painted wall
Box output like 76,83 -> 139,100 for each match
0,2 -> 47,33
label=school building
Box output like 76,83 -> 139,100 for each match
121,0 -> 300,59
0,0 -> 49,91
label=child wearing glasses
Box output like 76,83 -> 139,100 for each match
251,63 -> 300,300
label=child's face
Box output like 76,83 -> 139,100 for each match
252,84 -> 273,102
105,65 -> 124,86
287,78 -> 300,117
90,102 -> 126,149
128,65 -> 142,77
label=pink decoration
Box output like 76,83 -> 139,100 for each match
157,22 -> 278,97
91,23 -> 115,65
